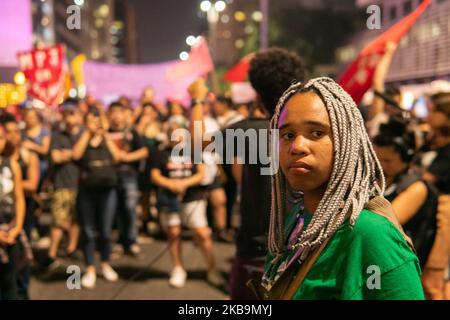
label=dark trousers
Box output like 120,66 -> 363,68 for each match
16,197 -> 36,300
116,174 -> 139,249
78,187 -> 117,266
0,244 -> 19,300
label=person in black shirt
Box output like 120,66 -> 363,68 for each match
0,123 -> 26,299
108,102 -> 148,257
1,112 -> 39,300
150,121 -> 224,289
45,101 -> 83,269
72,106 -> 123,289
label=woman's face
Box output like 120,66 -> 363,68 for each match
278,92 -> 334,194
170,103 -> 184,116
24,109 -> 40,128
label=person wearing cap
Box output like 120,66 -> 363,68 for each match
42,99 -> 83,273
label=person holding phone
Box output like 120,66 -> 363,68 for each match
72,106 -> 123,289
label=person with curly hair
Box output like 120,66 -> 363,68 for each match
189,47 -> 306,299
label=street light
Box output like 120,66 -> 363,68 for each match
252,10 -> 263,22
214,1 -> 226,12
186,35 -> 197,46
179,51 -> 189,61
200,1 -> 212,12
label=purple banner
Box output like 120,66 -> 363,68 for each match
0,0 -> 32,67
83,60 -> 198,106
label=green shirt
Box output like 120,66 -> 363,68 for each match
264,205 -> 425,300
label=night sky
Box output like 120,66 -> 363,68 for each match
132,0 -> 208,63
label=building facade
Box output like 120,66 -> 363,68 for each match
32,0 -> 138,63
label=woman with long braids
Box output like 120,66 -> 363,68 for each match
256,77 -> 424,300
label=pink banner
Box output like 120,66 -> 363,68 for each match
0,0 -> 32,67
83,60 -> 199,106
84,40 -> 213,106
166,38 -> 213,81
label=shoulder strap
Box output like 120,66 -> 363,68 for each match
396,173 -> 421,194
250,212 -> 343,300
365,196 -> 416,253
246,235 -> 332,300
279,237 -> 332,300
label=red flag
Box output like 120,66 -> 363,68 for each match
338,0 -> 431,105
224,54 -> 254,82
17,44 -> 66,106
166,38 -> 213,81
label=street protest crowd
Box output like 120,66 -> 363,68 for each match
0,45 -> 449,300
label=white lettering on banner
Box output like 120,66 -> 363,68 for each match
19,53 -> 34,70
34,51 -> 47,69
35,69 -> 51,83
49,47 -> 60,67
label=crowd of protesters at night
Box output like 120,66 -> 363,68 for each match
0,46 -> 449,300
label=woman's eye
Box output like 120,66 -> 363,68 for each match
282,132 -> 295,141
312,131 -> 324,138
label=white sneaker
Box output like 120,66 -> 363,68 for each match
169,266 -> 187,288
81,271 -> 97,289
101,264 -> 119,282
128,244 -> 142,256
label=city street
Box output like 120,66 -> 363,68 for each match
1,0 -> 449,303
30,237 -> 234,300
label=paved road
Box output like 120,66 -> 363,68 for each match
30,236 -> 235,300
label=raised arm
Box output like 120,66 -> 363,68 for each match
370,42 -> 398,119
72,130 -> 91,161
188,79 -> 209,150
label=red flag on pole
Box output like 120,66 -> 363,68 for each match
166,37 -> 213,81
223,54 -> 254,82
338,0 -> 431,105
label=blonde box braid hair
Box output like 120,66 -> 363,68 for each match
268,77 -> 386,261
